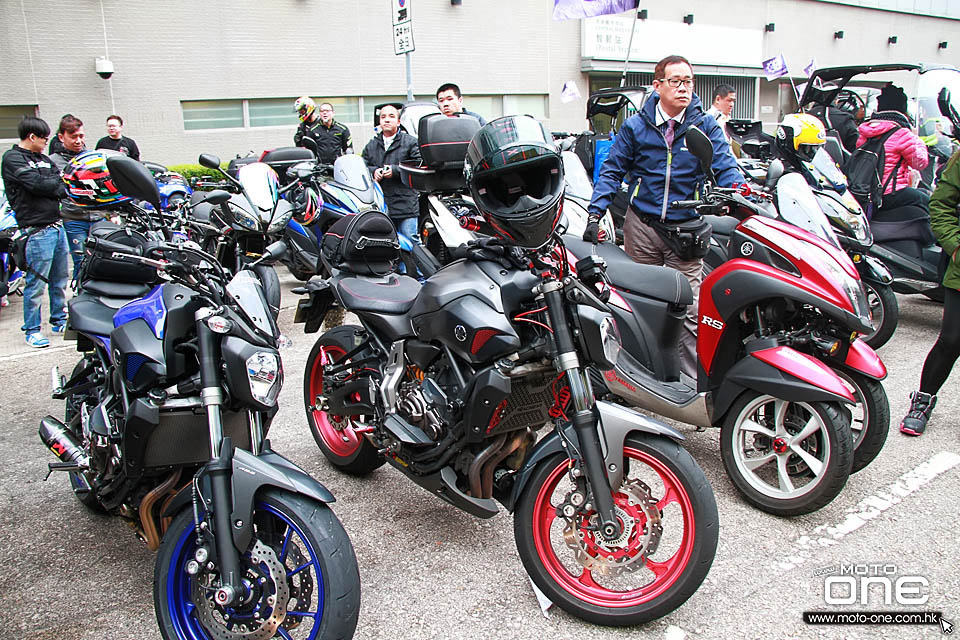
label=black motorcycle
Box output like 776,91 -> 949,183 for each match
294,207 -> 718,626
41,155 -> 361,639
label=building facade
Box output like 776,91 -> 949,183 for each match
1,0 -> 958,165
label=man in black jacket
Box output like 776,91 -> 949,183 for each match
361,105 -> 421,240
294,98 -> 353,164
95,114 -> 140,161
1,117 -> 69,348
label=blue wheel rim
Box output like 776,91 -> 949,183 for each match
164,501 -> 326,639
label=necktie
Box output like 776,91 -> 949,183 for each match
664,119 -> 676,149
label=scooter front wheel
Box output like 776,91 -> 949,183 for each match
514,433 -> 718,626
833,369 -> 889,473
860,280 -> 899,349
720,393 -> 853,516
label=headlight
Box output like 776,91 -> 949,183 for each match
246,351 -> 282,406
819,193 -> 870,243
600,316 -> 622,366
267,204 -> 294,234
808,242 -> 871,324
231,203 -> 261,231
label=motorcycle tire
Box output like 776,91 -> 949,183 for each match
64,357 -> 107,514
721,393 -> 853,516
514,432 -> 718,626
833,369 -> 889,473
860,280 -> 898,349
252,264 -> 281,320
285,262 -> 314,282
155,488 -> 360,640
304,325 -> 385,475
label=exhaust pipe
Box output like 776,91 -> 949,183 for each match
39,416 -> 89,468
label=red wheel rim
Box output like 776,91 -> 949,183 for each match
307,345 -> 362,458
531,446 -> 697,607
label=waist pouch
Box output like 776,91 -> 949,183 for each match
646,215 -> 712,260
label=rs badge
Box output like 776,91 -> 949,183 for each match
701,315 -> 724,330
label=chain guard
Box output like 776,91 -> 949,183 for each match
562,479 -> 663,576
192,539 -> 290,640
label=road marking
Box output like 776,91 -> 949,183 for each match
778,451 -> 960,571
0,344 -> 74,363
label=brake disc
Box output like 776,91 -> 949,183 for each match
193,539 -> 290,640
280,545 -> 314,631
562,479 -> 663,577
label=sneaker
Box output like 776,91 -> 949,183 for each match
0,296 -> 7,307
900,391 -> 937,436
51,324 -> 66,335
25,332 -> 50,348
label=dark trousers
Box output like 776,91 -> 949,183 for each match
919,286 -> 960,395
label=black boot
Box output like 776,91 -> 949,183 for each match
899,391 -> 937,436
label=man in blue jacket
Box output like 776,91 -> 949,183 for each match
585,54 -> 739,377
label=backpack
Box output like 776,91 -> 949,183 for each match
845,126 -> 903,217
320,209 -> 399,275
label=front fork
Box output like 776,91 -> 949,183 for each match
196,309 -> 244,606
541,281 -> 623,541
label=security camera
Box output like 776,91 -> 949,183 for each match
95,58 -> 114,79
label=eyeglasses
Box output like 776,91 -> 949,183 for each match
660,78 -> 694,89
31,134 -> 49,142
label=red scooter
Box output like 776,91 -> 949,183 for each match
565,127 -> 881,516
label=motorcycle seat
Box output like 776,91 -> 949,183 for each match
333,273 -> 421,314
68,293 -> 127,337
563,237 -> 693,306
703,214 -> 738,237
81,279 -> 155,299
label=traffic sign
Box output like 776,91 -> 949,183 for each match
392,0 -> 411,26
391,0 -> 414,54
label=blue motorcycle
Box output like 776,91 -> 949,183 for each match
142,161 -> 193,210
0,185 -> 25,312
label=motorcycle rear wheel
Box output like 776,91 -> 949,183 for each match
155,488 -> 360,640
304,325 -> 384,475
514,433 -> 718,626
721,393 -> 853,516
64,357 -> 106,513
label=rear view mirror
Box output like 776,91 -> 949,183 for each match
198,154 -> 221,170
106,156 -> 162,212
685,126 -> 716,184
938,88 -> 960,137
202,190 -> 231,205
765,159 -> 785,189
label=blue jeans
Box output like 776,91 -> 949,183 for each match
395,217 -> 420,244
63,219 -> 93,276
21,224 -> 69,335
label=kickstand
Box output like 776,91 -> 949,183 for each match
527,577 -> 553,618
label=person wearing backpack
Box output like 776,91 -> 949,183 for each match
850,84 -> 928,216
899,148 -> 960,435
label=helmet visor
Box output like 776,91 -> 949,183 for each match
467,115 -> 555,171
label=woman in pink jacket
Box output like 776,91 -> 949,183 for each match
855,84 -> 929,211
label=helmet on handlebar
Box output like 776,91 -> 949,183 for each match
294,185 -> 322,226
464,115 -> 564,250
776,113 -> 826,163
62,150 -> 132,208
294,96 -> 316,123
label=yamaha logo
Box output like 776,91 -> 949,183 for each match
740,241 -> 754,256
454,325 -> 467,342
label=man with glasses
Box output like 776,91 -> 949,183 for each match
585,54 -> 739,377
1,117 -> 69,348
294,98 -> 353,164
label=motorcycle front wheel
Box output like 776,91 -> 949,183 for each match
514,432 -> 718,626
721,393 -> 853,516
833,369 -> 889,473
155,488 -> 360,640
860,280 -> 899,349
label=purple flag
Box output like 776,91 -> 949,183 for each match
553,0 -> 639,21
761,54 -> 789,81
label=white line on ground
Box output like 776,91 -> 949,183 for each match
0,344 -> 74,363
778,451 -> 960,571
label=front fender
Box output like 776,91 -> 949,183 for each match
839,339 -> 887,380
860,255 -> 893,285
505,401 -> 684,512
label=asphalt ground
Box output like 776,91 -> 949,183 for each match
0,271 -> 957,640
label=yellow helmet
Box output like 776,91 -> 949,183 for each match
294,96 -> 316,123
776,113 -> 826,162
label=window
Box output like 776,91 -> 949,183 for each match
182,100 -> 243,130
462,95 -> 500,121
249,98 -> 298,127
0,105 -> 38,139
503,95 -> 549,120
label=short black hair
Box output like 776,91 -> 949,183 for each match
18,116 -> 51,141
712,84 -> 736,102
106,114 -> 123,125
436,83 -> 462,99
58,114 -> 83,135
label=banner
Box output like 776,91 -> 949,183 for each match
553,0 -> 639,21
803,57 -> 817,78
560,80 -> 582,104
761,53 -> 789,81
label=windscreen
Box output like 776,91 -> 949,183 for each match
776,172 -> 842,248
237,163 -> 279,218
331,155 -> 376,202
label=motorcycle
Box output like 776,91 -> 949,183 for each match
0,185 -> 25,311
294,207 -> 719,625
567,127 -> 878,515
143,161 -> 193,210
41,155 -> 361,639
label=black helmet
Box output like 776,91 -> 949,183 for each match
465,115 -> 564,249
